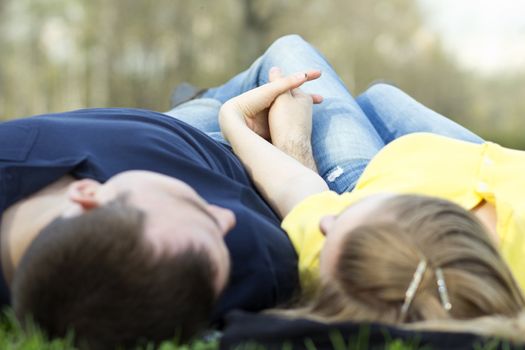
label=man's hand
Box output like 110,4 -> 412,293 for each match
268,67 -> 323,171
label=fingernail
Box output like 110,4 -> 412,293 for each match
270,66 -> 278,74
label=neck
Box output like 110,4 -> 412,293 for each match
0,175 -> 75,284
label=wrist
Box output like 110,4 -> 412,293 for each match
273,137 -> 317,172
273,129 -> 312,150
219,104 -> 244,139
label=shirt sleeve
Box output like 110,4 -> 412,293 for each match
499,206 -> 525,292
281,191 -> 350,290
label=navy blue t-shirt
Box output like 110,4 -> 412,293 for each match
0,108 -> 298,321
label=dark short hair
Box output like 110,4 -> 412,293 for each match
12,198 -> 217,349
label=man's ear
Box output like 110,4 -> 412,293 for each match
67,179 -> 103,210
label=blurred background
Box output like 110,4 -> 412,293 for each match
0,0 -> 523,148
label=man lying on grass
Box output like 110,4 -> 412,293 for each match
0,77 -> 308,348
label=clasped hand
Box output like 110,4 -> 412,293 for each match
219,67 -> 323,145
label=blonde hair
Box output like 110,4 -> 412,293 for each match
407,310 -> 525,343
279,195 -> 525,339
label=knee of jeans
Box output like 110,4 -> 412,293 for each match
366,82 -> 398,94
267,34 -> 308,54
362,82 -> 405,102
175,98 -> 222,111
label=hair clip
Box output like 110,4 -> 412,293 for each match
435,268 -> 452,312
400,259 -> 427,321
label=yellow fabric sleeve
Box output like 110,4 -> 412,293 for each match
281,191 -> 354,289
281,134 -> 525,293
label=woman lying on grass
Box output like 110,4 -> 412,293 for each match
198,35 -> 525,339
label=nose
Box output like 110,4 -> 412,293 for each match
319,215 -> 336,236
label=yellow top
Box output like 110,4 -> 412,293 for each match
282,132 -> 525,292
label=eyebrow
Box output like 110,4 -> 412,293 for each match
184,197 -> 223,231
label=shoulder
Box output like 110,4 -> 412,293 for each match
214,204 -> 298,320
362,133 -> 484,174
384,132 -> 482,152
282,191 -> 352,256
282,192 -> 345,229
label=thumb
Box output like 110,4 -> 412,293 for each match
233,71 -> 311,114
269,66 -> 283,82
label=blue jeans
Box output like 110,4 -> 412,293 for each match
164,35 -> 483,193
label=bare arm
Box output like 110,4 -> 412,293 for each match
273,138 -> 318,172
267,67 -> 320,172
219,71 -> 328,218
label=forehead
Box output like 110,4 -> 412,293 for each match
159,202 -> 228,255
319,194 -> 396,279
336,193 -> 396,229
112,170 -> 190,189
111,170 -> 202,207
140,197 -> 220,253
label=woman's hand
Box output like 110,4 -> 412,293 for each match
218,70 -> 328,218
219,69 -> 322,141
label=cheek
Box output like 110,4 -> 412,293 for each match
60,204 -> 84,220
319,238 -> 338,279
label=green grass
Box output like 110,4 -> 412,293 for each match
0,310 -> 218,350
0,311 -> 75,350
0,309 -> 519,350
